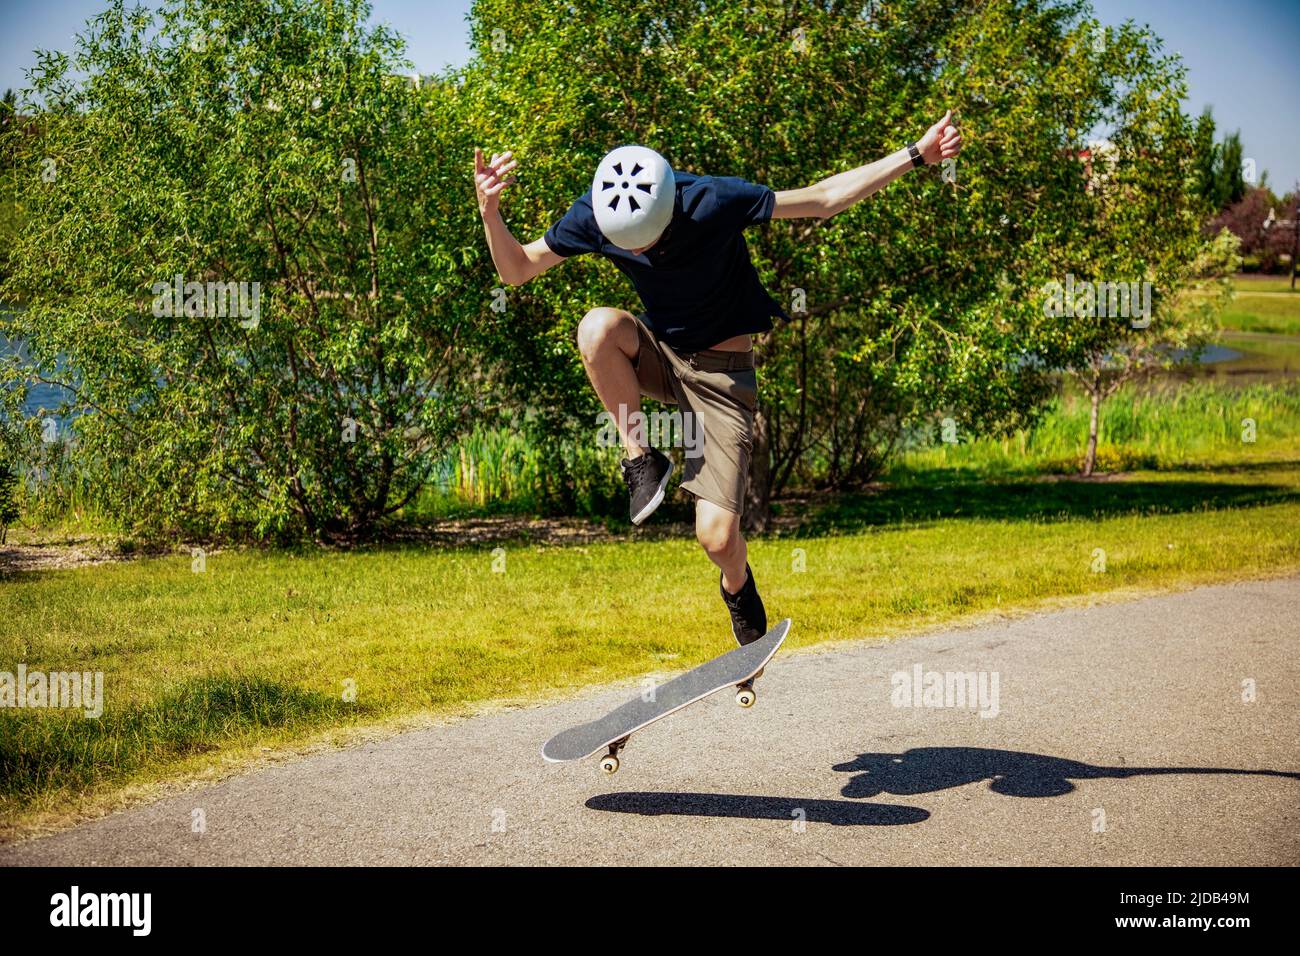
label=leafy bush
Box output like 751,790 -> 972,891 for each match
1,0 -> 489,542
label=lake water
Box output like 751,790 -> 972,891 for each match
0,332 -> 75,419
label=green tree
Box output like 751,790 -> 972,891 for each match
1191,108 -> 1251,213
1191,106 -> 1219,208
1,0 -> 487,541
1034,29 -> 1235,475
1049,17 -> 1246,475
1065,229 -> 1240,476
1215,130 -> 1247,208
458,0 -> 1217,527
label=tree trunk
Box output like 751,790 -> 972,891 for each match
1083,388 -> 1101,476
743,407 -> 771,533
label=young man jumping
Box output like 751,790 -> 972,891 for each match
475,112 -> 962,646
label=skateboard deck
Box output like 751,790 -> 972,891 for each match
542,618 -> 791,773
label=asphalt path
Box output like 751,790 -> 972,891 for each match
4,576 -> 1297,865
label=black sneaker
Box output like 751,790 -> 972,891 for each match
620,448 -> 674,525
721,563 -> 767,646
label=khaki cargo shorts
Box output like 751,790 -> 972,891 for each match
631,314 -> 757,516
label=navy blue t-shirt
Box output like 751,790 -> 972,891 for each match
544,171 -> 789,352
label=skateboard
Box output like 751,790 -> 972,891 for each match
542,618 -> 791,773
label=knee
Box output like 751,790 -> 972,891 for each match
696,515 -> 742,560
576,307 -> 627,365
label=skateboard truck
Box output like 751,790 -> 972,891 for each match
735,664 -> 767,708
601,737 -> 629,774
735,677 -> 757,708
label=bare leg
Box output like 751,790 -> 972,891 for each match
695,499 -> 748,592
576,307 -> 647,459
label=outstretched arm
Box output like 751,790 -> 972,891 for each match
772,110 -> 963,221
476,147 -> 566,285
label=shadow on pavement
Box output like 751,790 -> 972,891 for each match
834,747 -> 1300,799
585,792 -> 928,826
584,747 -> 1299,825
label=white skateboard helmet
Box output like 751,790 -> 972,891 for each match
591,145 -> 676,250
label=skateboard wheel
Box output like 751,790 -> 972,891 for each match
736,686 -> 756,708
600,755 -> 620,774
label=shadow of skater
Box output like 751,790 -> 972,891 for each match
834,747 -> 1300,799
587,792 -> 929,826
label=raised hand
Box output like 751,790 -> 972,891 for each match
917,110 -> 963,166
474,148 -> 519,216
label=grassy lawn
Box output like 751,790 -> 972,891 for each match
1227,274 -> 1299,294
1220,295 -> 1300,336
891,380 -> 1300,476
1184,276 -> 1300,336
4,448 -> 1300,835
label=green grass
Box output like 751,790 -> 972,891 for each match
403,423 -> 628,519
3,450 -> 1300,833
1219,294 -> 1300,335
1228,274 -> 1299,294
891,381 -> 1300,478
1183,275 -> 1300,335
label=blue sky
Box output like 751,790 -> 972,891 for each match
3,0 -> 1297,188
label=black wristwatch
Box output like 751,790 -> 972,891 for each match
907,142 -> 925,167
